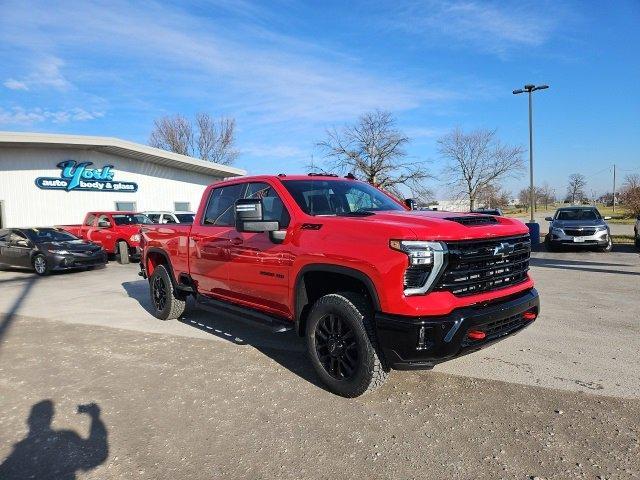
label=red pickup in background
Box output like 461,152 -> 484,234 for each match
59,211 -> 152,264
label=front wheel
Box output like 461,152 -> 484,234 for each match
306,292 -> 389,397
33,254 -> 50,276
599,237 -> 613,252
149,265 -> 186,320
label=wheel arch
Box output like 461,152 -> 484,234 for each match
145,248 -> 177,286
293,264 -> 381,336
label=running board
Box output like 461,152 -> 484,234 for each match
196,295 -> 293,333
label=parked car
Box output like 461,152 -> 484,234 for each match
143,211 -> 195,224
545,206 -> 612,252
58,211 -> 153,264
139,174 -> 539,397
0,227 -> 107,276
635,215 -> 640,249
471,208 -> 503,216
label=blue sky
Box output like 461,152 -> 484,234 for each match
1,0 -> 638,199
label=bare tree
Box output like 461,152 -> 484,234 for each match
438,128 -> 525,210
620,173 -> 640,216
476,183 -> 511,209
566,173 -> 587,204
316,110 -> 432,200
538,182 -> 556,209
149,113 -> 238,165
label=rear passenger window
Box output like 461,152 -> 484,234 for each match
203,183 -> 247,226
84,214 -> 96,226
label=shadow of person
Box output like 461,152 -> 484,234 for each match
0,400 -> 108,480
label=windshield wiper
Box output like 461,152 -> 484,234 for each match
336,211 -> 375,217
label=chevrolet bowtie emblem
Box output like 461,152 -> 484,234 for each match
493,242 -> 515,257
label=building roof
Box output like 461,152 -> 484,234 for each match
0,131 -> 246,178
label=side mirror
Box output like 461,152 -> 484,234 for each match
603,216 -> 612,220
544,216 -> 553,221
97,220 -> 111,228
404,198 -> 417,210
16,239 -> 30,248
234,199 -> 279,232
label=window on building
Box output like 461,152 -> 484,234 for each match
115,201 -> 136,212
202,183 -> 246,226
174,202 -> 191,211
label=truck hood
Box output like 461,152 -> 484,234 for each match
323,210 -> 528,241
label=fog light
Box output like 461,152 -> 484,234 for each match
467,329 -> 486,341
523,311 -> 537,321
417,325 -> 428,350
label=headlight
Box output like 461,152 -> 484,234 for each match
48,249 -> 70,255
130,234 -> 141,242
389,240 -> 447,295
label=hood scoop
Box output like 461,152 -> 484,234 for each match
444,215 -> 498,226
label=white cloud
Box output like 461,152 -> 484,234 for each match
3,79 -> 29,90
0,107 -> 104,125
387,0 -> 567,56
3,56 -> 72,91
0,1 -> 458,124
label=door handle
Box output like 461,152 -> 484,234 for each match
230,237 -> 243,246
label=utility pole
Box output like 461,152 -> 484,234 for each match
513,84 -> 549,243
612,164 -> 616,212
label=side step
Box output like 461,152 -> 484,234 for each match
196,295 -> 293,333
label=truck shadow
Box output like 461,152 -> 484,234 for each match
121,280 -> 325,391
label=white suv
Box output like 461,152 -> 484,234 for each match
143,211 -> 195,224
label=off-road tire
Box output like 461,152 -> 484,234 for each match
306,292 -> 389,397
149,265 -> 186,320
117,241 -> 130,264
32,254 -> 50,276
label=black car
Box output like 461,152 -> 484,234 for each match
0,228 -> 107,276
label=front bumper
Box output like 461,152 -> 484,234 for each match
548,229 -> 609,246
375,288 -> 539,370
50,251 -> 108,270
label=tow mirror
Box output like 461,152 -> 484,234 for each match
234,199 -> 279,233
544,216 -> 553,221
404,198 -> 417,210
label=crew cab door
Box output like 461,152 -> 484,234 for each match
89,214 -> 115,252
189,182 -> 246,296
226,181 -> 293,317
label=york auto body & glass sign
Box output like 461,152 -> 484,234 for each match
35,160 -> 138,192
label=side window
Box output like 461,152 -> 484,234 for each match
10,231 -> 28,243
97,215 -> 111,227
203,183 -> 247,226
84,214 -> 96,226
163,215 -> 177,224
147,214 -> 160,223
0,229 -> 9,241
245,182 -> 291,228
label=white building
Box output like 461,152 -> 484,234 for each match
0,132 -> 245,227
427,199 -> 471,212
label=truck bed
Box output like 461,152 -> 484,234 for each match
140,223 -> 193,278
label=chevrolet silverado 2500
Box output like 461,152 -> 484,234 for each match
140,174 -> 540,397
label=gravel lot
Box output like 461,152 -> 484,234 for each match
1,246 -> 639,479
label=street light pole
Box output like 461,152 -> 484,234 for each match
513,84 -> 549,240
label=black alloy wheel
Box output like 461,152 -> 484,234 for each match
314,313 -> 359,380
152,274 -> 167,312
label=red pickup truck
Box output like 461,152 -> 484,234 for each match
59,211 -> 153,264
140,174 -> 539,397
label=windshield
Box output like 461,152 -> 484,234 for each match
113,214 -> 154,225
175,214 -> 195,223
555,209 -> 600,221
281,179 -> 403,215
22,228 -> 79,243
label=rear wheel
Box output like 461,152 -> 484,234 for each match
149,265 -> 186,320
33,254 -> 50,276
117,241 -> 130,264
306,292 -> 389,397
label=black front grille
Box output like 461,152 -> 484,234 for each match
563,228 -> 596,237
445,215 -> 498,226
462,312 -> 528,346
436,235 -> 530,296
